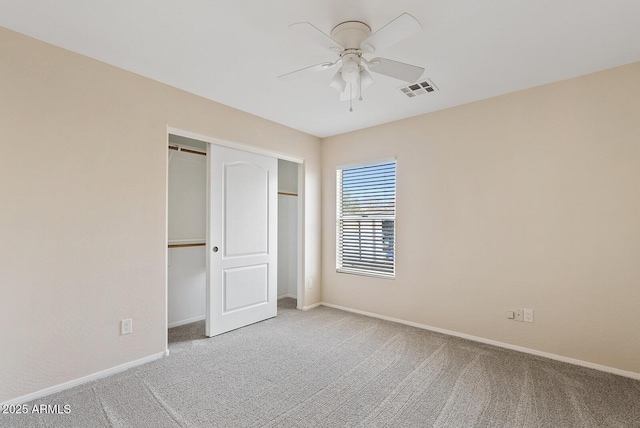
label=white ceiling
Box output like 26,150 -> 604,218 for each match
2,0 -> 640,138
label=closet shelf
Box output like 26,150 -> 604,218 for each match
168,145 -> 206,156
168,242 -> 206,248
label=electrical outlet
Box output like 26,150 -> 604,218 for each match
307,279 -> 312,289
514,309 -> 524,322
121,318 -> 132,335
524,309 -> 534,323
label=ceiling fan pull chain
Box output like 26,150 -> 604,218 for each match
349,85 -> 353,112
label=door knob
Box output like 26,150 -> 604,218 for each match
212,246 -> 219,253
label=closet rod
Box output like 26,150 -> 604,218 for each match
168,243 -> 206,248
168,145 -> 206,156
278,191 -> 298,197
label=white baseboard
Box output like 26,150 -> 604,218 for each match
168,314 -> 205,328
320,302 -> 640,381
277,294 -> 297,300
1,351 -> 165,406
301,302 -> 322,311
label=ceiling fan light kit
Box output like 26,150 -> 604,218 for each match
279,13 -> 425,111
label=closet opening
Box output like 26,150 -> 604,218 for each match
166,131 -> 304,344
277,159 -> 301,307
167,135 -> 207,332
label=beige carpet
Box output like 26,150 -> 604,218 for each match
3,298 -> 639,427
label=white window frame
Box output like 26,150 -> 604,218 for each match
336,158 -> 396,279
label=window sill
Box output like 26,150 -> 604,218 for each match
336,269 -> 395,280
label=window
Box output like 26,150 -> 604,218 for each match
336,160 -> 396,278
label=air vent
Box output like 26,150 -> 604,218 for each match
399,79 -> 438,97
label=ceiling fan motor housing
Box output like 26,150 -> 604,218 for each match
331,22 -> 371,84
330,21 -> 371,50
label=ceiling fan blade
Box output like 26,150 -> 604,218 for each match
278,62 -> 336,81
290,22 -> 343,53
367,57 -> 424,83
361,13 -> 422,53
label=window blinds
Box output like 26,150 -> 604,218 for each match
337,161 -> 396,278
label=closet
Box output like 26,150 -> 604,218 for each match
167,136 -> 207,327
167,136 -> 301,329
277,159 -> 299,302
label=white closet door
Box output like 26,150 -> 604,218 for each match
206,144 -> 278,337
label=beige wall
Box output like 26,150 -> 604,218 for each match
322,62 -> 640,375
0,27 -> 321,402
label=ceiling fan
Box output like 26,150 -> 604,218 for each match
278,13 -> 424,110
